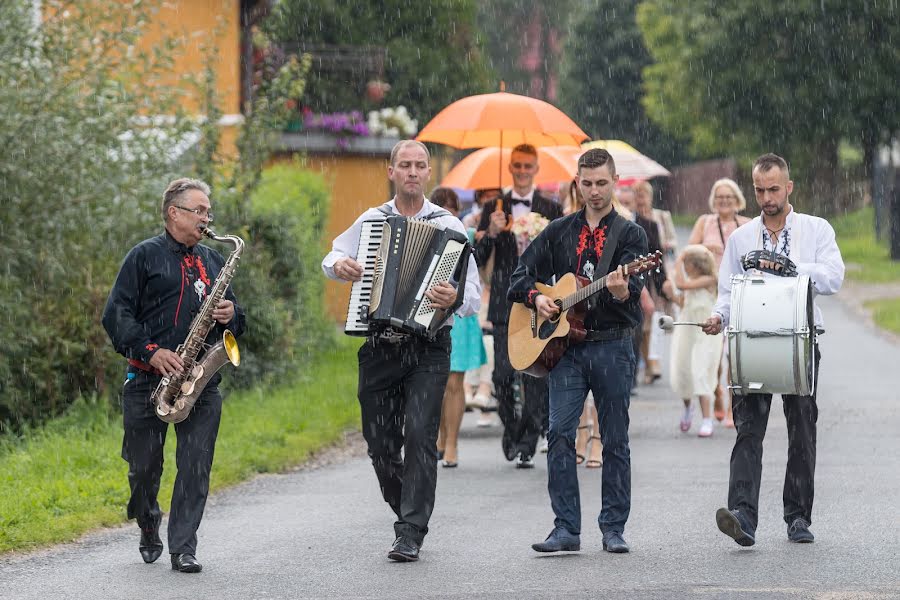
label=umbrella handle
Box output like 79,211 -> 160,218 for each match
495,198 -> 513,232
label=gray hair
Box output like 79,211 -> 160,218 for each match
389,140 -> 430,166
707,178 -> 747,212
162,177 -> 211,220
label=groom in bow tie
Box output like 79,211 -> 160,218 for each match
475,143 -> 563,468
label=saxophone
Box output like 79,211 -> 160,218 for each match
151,226 -> 244,423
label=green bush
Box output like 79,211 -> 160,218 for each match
217,161 -> 336,386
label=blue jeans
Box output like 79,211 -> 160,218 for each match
546,337 -> 635,535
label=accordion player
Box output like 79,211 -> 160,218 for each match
345,215 -> 471,339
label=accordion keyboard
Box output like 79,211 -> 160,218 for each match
345,220 -> 385,335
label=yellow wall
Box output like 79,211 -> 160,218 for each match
133,0 -> 242,152
271,153 -> 393,321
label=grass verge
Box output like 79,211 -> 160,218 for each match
865,298 -> 900,335
0,337 -> 362,554
831,207 -> 900,284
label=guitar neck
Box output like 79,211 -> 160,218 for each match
560,275 -> 609,311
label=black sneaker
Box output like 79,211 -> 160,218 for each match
787,517 -> 815,543
715,508 -> 756,547
515,453 -> 535,469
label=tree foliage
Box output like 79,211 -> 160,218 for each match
265,0 -> 493,123
636,0 -> 900,211
558,0 -> 687,167
0,0 -> 196,426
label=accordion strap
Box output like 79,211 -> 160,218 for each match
377,203 -> 451,221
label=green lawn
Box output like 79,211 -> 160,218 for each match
831,207 -> 900,283
865,297 -> 900,335
0,337 -> 362,554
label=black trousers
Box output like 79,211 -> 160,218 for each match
357,330 -> 451,546
121,370 -> 222,555
728,346 -> 821,532
492,324 -> 548,460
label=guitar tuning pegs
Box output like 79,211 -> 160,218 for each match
639,274 -> 644,280
655,266 -> 661,273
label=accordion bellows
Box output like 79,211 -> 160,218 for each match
346,216 -> 470,338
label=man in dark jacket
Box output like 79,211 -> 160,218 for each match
475,144 -> 563,467
102,178 -> 246,573
509,148 -> 648,555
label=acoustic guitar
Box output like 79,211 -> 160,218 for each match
508,251 -> 662,377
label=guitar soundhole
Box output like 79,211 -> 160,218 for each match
538,319 -> 559,340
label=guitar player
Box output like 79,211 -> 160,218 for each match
508,148 -> 648,555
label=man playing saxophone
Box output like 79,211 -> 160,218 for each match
102,178 -> 246,573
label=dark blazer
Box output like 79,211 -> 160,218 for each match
475,190 -> 563,325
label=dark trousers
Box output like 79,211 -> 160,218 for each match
121,371 -> 222,555
492,324 -> 548,459
357,331 -> 451,546
546,337 -> 635,535
728,346 -> 821,532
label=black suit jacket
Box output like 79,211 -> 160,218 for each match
475,190 -> 563,325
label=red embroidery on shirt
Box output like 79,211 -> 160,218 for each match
182,255 -> 211,286
146,343 -> 159,352
527,289 -> 540,306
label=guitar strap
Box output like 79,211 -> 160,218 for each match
587,213 -> 625,311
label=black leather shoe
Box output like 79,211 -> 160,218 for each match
531,527 -> 580,552
387,536 -> 419,562
170,553 -> 202,573
787,517 -> 815,543
602,531 -> 630,553
716,508 -> 756,547
139,526 -> 163,564
502,433 -> 517,462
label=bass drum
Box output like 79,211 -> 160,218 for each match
727,274 -> 815,397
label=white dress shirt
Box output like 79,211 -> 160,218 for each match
712,207 -> 845,328
509,187 -> 535,220
322,197 -> 482,324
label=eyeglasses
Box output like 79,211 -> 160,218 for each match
714,195 -> 737,201
174,205 -> 214,221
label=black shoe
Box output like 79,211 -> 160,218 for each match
387,536 -> 419,562
170,553 -> 202,573
531,527 -> 581,552
502,432 -> 517,462
515,452 -> 535,469
602,531 -> 630,553
716,508 -> 756,547
787,517 -> 815,543
139,526 -> 163,564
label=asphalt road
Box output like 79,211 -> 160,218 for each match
2,299 -> 899,599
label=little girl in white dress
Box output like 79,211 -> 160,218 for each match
669,245 -> 722,437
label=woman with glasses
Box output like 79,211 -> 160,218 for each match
686,178 -> 751,427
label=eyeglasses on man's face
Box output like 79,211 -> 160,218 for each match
175,205 -> 214,221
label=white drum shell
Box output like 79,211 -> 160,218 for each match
727,274 -> 814,397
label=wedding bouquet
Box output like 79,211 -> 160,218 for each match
510,211 -> 550,255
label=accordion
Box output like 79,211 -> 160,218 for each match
345,215 -> 470,338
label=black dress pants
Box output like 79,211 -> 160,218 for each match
728,346 -> 821,532
492,324 -> 548,460
357,330 -> 450,546
121,370 -> 222,556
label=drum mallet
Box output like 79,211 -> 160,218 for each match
658,315 -> 706,331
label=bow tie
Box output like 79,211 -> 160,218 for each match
510,197 -> 531,207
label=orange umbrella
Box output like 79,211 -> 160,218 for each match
416,92 -> 589,149
441,146 -> 582,189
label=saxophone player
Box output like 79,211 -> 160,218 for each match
102,178 -> 246,573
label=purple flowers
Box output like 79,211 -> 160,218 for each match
301,108 -> 371,140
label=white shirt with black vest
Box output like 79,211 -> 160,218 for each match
322,197 -> 482,325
